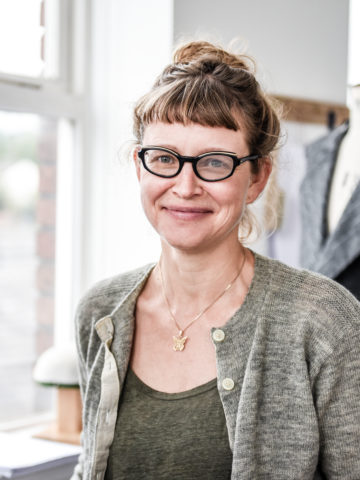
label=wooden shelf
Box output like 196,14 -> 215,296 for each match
274,95 -> 349,127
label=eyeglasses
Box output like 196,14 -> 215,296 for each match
137,147 -> 260,182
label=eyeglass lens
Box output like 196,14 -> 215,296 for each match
143,149 -> 234,181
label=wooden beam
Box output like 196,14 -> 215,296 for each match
274,95 -> 349,127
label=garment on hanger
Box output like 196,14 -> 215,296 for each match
299,121 -> 360,300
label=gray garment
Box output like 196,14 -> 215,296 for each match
71,252 -> 360,480
300,122 -> 360,279
105,369 -> 232,479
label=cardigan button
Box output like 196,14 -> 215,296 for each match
213,329 -> 225,342
222,378 -> 235,390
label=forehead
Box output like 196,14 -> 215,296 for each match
142,122 -> 249,155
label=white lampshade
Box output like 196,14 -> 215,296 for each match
33,344 -> 79,387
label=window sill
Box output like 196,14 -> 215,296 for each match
0,431 -> 81,480
0,412 -> 55,434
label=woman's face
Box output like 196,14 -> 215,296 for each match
134,122 -> 270,253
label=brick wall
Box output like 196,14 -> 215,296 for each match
36,118 -> 57,356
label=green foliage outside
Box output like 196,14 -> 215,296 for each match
0,131 -> 38,165
0,131 -> 39,214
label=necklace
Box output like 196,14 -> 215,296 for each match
159,252 -> 246,352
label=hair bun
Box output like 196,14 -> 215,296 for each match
173,40 -> 251,71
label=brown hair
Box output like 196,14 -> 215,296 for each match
133,40 -> 282,238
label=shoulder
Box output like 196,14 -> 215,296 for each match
75,263 -> 155,330
80,263 -> 154,302
255,253 -> 360,345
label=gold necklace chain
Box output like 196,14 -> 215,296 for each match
159,251 -> 246,352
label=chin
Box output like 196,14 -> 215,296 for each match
162,238 -> 202,252
160,232 -> 208,253
161,230 -> 232,255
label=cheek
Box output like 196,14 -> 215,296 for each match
139,181 -> 155,211
139,182 -> 157,225
138,173 -> 169,207
214,179 -> 249,209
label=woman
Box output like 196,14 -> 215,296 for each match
72,41 -> 360,479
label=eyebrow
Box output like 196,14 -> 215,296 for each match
144,144 -> 238,156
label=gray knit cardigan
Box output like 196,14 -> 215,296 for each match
71,253 -> 360,480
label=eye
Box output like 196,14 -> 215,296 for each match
205,157 -> 227,168
145,151 -> 176,164
143,149 -> 179,175
198,155 -> 233,171
157,154 -> 175,164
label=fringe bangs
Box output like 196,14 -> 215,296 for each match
135,77 -> 241,140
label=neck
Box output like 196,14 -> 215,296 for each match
158,238 -> 251,314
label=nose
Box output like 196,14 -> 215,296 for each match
172,163 -> 203,198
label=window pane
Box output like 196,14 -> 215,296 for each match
0,112 -> 57,425
0,0 -> 60,79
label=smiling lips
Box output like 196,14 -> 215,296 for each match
163,205 -> 213,220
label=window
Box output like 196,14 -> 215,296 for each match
0,113 -> 57,424
0,0 -> 85,429
0,0 -> 65,81
0,0 -> 45,78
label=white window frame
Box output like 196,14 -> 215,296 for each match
0,0 -> 89,348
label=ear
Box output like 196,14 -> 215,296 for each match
246,157 -> 272,204
132,146 -> 141,181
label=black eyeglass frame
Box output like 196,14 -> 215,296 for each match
137,146 -> 260,182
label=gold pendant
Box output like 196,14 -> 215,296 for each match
173,331 -> 187,351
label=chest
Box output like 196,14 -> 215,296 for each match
105,369 -> 232,480
130,305 -> 220,392
129,272 -> 252,392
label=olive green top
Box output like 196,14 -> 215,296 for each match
105,368 -> 232,479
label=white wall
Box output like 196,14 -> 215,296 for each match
83,0 -> 173,287
174,0 -> 349,103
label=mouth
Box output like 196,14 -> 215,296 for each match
163,205 -> 213,220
